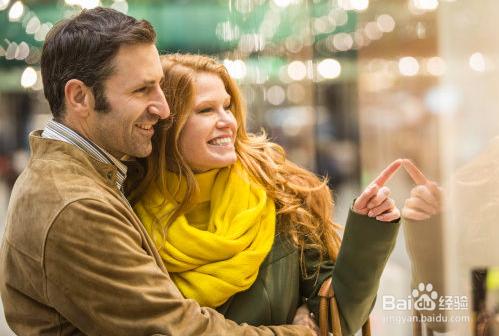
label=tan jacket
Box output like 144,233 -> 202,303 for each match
0,131 -> 311,336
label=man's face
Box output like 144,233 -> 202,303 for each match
86,43 -> 170,158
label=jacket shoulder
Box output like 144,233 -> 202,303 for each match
4,154 -> 121,263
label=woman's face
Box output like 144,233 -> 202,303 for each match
178,72 -> 238,172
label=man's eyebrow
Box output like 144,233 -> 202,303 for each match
138,77 -> 164,86
141,80 -> 157,86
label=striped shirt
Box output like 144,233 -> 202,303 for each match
42,120 -> 127,193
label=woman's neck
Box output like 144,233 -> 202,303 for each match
165,168 -> 221,204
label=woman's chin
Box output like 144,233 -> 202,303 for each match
190,156 -> 237,171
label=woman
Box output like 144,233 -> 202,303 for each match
131,53 -> 401,335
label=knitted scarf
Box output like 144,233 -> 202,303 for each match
134,162 -> 276,308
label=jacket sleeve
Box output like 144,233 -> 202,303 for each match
302,209 -> 400,336
44,199 -> 312,336
403,215 -> 447,333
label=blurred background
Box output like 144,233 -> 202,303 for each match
2,0 -> 499,335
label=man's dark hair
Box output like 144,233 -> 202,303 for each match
41,7 -> 156,120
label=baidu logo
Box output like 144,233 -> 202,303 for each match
382,282 -> 470,325
412,282 -> 438,311
382,282 -> 440,311
382,282 -> 467,312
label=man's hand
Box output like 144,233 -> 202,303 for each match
353,159 -> 402,222
292,304 -> 319,336
402,159 -> 443,221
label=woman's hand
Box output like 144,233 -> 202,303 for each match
353,159 -> 402,222
292,304 -> 319,335
402,159 -> 442,221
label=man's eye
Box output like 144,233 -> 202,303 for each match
135,87 -> 148,93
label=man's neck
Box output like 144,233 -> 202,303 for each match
58,118 -> 123,160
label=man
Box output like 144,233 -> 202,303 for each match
0,7 -> 312,336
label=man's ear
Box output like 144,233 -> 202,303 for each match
64,79 -> 94,118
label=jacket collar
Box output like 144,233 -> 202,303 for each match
29,130 -> 121,190
42,120 -> 127,192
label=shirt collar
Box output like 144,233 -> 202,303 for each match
42,119 -> 127,192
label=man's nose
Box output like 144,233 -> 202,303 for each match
148,86 -> 170,119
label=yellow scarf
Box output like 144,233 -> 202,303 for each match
134,162 -> 276,308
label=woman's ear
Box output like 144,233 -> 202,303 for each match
64,79 -> 94,118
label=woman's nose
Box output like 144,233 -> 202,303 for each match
216,109 -> 236,128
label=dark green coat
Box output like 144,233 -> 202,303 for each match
217,209 -> 400,336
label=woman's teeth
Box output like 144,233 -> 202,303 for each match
209,137 -> 232,146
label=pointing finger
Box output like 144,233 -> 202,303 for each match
373,159 -> 403,187
403,159 -> 429,185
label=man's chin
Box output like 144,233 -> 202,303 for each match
133,150 -> 152,158
128,145 -> 153,158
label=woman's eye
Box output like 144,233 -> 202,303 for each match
199,107 -> 213,113
197,105 -> 231,113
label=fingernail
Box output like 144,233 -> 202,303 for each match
368,211 -> 374,217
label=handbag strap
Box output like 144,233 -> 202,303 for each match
318,277 -> 371,336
